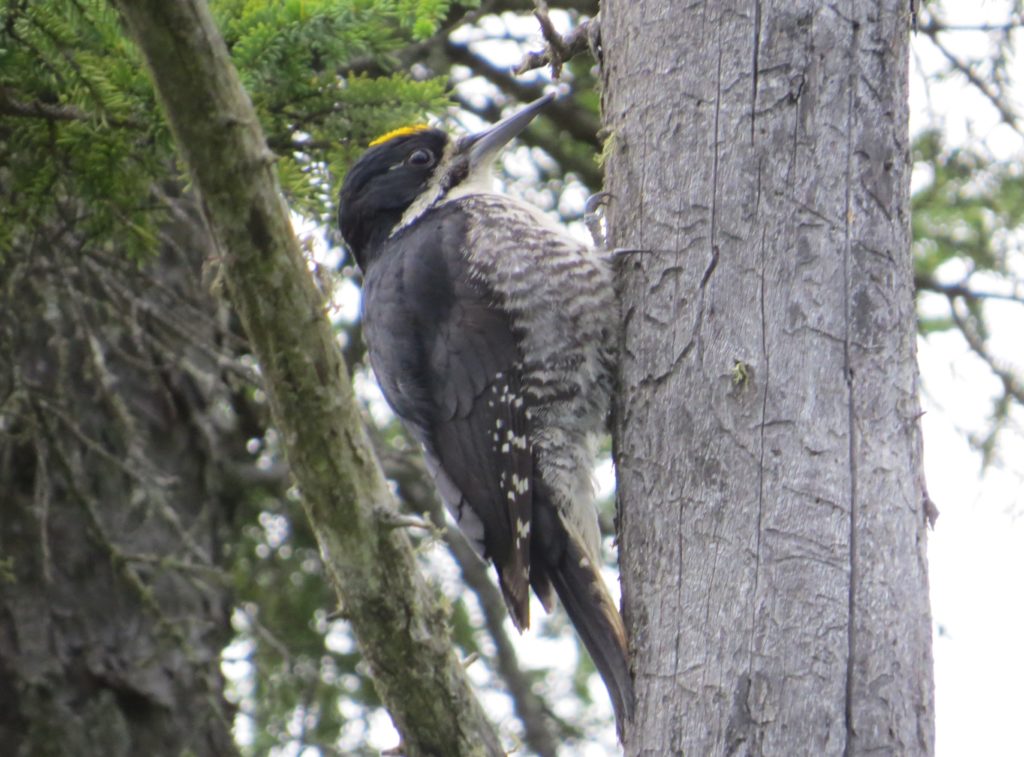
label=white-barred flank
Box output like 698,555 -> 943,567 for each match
457,193 -> 615,564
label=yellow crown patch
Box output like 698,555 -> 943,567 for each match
368,124 -> 430,147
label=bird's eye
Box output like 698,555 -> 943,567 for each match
406,148 -> 435,167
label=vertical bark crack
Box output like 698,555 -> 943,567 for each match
750,0 -> 762,144
710,39 -> 723,257
743,226 -> 770,748
842,22 -> 861,755
699,30 -> 727,698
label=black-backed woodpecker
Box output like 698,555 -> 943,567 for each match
338,95 -> 633,726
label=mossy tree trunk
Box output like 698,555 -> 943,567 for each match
106,1 -> 503,754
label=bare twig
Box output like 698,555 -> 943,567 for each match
32,427 -> 54,584
514,10 -> 598,79
0,87 -> 86,121
918,16 -> 1024,34
0,85 -> 145,128
446,40 -> 601,148
919,25 -> 1022,136
915,275 -> 1024,305
949,304 -> 1024,407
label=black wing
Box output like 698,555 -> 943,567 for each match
361,203 -> 535,628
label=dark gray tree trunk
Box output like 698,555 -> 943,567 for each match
0,192 -> 242,756
601,1 -> 935,754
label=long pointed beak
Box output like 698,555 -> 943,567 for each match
462,93 -> 555,168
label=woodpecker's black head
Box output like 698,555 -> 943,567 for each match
338,93 -> 555,270
337,127 -> 448,269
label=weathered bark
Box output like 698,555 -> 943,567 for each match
602,1 -> 934,754
0,193 -> 239,756
107,1 -> 502,754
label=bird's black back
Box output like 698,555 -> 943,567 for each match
360,201 -> 536,612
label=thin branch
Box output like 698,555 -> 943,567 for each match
948,303 -> 1024,407
919,26 -> 1022,136
0,87 -> 85,121
446,40 -> 602,150
444,41 -> 603,187
513,5 -> 599,78
918,20 -> 1024,33
915,274 -> 1024,305
31,425 -> 55,584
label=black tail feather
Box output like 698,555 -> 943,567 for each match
548,537 -> 634,730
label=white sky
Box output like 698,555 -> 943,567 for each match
911,2 -> 1023,754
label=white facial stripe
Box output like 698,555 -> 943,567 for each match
391,142 -> 498,236
392,140 -> 459,234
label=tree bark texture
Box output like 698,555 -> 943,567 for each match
107,1 -> 502,754
601,1 -> 934,754
0,193 -> 239,756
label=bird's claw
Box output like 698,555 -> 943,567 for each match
584,191 -> 611,248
